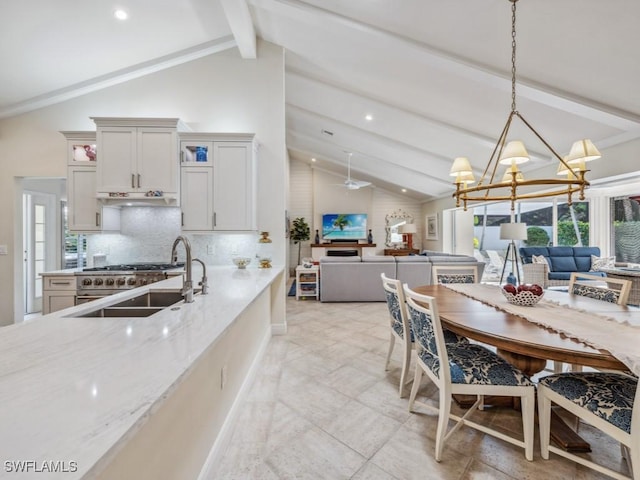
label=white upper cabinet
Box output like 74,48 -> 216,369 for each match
213,140 -> 256,231
92,118 -> 181,203
61,131 -> 120,233
179,133 -> 257,232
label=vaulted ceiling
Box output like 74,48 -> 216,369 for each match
3,0 -> 639,202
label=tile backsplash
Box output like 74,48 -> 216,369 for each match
87,207 -> 259,267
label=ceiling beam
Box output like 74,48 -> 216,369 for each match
0,37 -> 238,119
221,0 -> 257,59
252,0 -> 640,132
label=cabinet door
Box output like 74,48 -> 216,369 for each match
213,142 -> 256,231
96,127 -> 136,192
181,167 -> 213,231
68,166 -> 100,232
44,293 -> 76,315
137,128 -> 178,193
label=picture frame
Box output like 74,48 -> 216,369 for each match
426,214 -> 438,240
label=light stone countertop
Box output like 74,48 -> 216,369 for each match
0,265 -> 283,479
40,268 -> 83,276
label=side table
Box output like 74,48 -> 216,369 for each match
295,265 -> 319,300
384,248 -> 420,256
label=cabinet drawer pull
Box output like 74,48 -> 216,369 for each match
214,212 -> 216,227
51,281 -> 72,285
181,212 -> 184,227
137,174 -> 141,188
96,212 -> 100,227
131,174 -> 135,188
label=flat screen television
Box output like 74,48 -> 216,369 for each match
321,213 -> 367,241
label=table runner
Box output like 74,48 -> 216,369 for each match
441,283 -> 640,377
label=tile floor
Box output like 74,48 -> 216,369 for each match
211,290 -> 630,479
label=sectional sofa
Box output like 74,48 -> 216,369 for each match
519,246 -> 605,287
319,252 -> 484,302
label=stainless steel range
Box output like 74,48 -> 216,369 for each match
75,263 -> 184,304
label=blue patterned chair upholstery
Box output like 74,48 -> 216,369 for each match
432,265 -> 479,285
538,371 -> 639,479
568,272 -> 631,306
381,273 -> 415,398
571,284 -> 620,303
403,284 -> 535,462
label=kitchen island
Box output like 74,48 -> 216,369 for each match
1,265 -> 285,479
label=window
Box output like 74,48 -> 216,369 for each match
556,201 -> 589,246
611,196 -> 640,263
472,199 -> 590,282
62,202 -> 87,269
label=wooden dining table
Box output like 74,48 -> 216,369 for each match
413,284 -> 631,452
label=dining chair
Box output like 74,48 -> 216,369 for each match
568,272 -> 632,305
538,371 -> 639,479
403,284 -> 535,462
555,272 -> 633,374
381,273 -> 414,397
381,273 -> 469,398
432,264 -> 479,284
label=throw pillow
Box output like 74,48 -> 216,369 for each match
532,255 -> 550,269
590,255 -> 615,271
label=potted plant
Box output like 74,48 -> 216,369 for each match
290,217 -> 311,266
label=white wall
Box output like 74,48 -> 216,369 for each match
287,160 -> 424,272
0,40 -> 286,326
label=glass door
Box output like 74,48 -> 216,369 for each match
23,192 -> 56,314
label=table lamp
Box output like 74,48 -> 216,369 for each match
499,222 -> 527,284
399,223 -> 417,250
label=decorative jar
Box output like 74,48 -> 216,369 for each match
257,231 -> 273,268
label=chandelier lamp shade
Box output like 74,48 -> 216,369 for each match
450,0 -> 601,212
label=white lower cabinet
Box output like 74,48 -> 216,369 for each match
42,275 -> 76,315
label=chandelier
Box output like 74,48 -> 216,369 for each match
450,0 -> 601,211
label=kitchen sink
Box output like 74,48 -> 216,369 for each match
78,306 -> 166,318
110,290 -> 185,308
72,289 -> 195,318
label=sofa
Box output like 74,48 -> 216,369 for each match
519,246 -> 605,288
319,253 -> 484,302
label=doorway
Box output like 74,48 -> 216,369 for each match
23,191 -> 57,314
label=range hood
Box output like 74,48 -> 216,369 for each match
97,193 -> 178,207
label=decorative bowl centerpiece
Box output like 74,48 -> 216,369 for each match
232,257 -> 252,269
501,284 -> 544,306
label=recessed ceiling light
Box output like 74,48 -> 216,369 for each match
311,158 -> 316,162
365,114 -> 373,121
114,9 -> 128,20
402,188 -> 407,193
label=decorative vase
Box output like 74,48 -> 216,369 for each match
314,229 -> 320,244
367,229 -> 373,244
257,231 -> 273,268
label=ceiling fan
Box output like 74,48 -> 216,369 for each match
337,152 -> 371,190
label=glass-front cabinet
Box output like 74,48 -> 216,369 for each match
64,132 -> 97,165
180,136 -> 214,166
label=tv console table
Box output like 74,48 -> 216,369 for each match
311,243 -> 377,260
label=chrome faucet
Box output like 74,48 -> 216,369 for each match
192,258 -> 208,295
171,235 -> 194,303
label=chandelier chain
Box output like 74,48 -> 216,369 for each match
450,0 -> 597,212
511,0 -> 517,113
